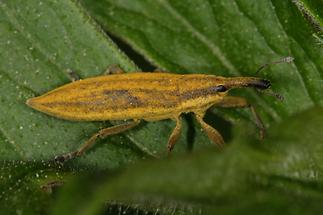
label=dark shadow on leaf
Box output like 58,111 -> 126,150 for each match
107,33 -> 156,71
204,110 -> 233,142
184,114 -> 196,152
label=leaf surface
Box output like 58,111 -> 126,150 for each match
52,107 -> 323,215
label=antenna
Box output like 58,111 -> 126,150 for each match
256,56 -> 294,74
257,89 -> 284,101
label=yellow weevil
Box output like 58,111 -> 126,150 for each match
26,57 -> 293,162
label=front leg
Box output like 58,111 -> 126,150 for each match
217,96 -> 265,140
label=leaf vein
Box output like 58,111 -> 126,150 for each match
0,3 -> 69,82
157,0 -> 236,72
269,0 -> 318,105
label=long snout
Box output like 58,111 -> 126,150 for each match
223,77 -> 271,90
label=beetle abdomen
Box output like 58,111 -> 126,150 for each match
26,73 -> 182,121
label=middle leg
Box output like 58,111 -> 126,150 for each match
195,112 -> 225,148
167,115 -> 183,152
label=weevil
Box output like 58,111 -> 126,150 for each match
26,57 -> 293,162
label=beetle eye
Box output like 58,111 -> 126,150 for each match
217,85 -> 227,92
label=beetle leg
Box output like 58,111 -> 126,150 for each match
195,112 -> 225,148
217,96 -> 265,140
65,69 -> 81,82
40,180 -> 64,193
167,115 -> 182,152
54,120 -> 141,162
104,64 -> 125,75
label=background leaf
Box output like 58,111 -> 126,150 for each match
80,0 -> 323,123
0,0 -> 147,169
0,0 -> 322,214
52,107 -> 323,215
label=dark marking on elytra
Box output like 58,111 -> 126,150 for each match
103,89 -> 144,108
42,88 -> 179,111
103,89 -> 129,99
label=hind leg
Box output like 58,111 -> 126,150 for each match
55,120 -> 141,162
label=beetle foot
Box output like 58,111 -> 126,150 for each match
167,144 -> 176,159
104,64 -> 124,75
259,128 -> 265,141
167,144 -> 174,152
41,180 -> 64,193
65,69 -> 81,82
54,151 -> 78,163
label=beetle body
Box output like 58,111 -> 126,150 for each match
26,71 -> 270,162
27,73 -> 268,121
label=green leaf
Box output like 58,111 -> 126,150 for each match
80,0 -> 323,124
0,160 -> 70,214
51,107 -> 323,214
0,0 -> 322,214
78,0 -> 323,174
0,0 -> 147,169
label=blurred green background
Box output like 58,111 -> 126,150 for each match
0,0 -> 322,214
